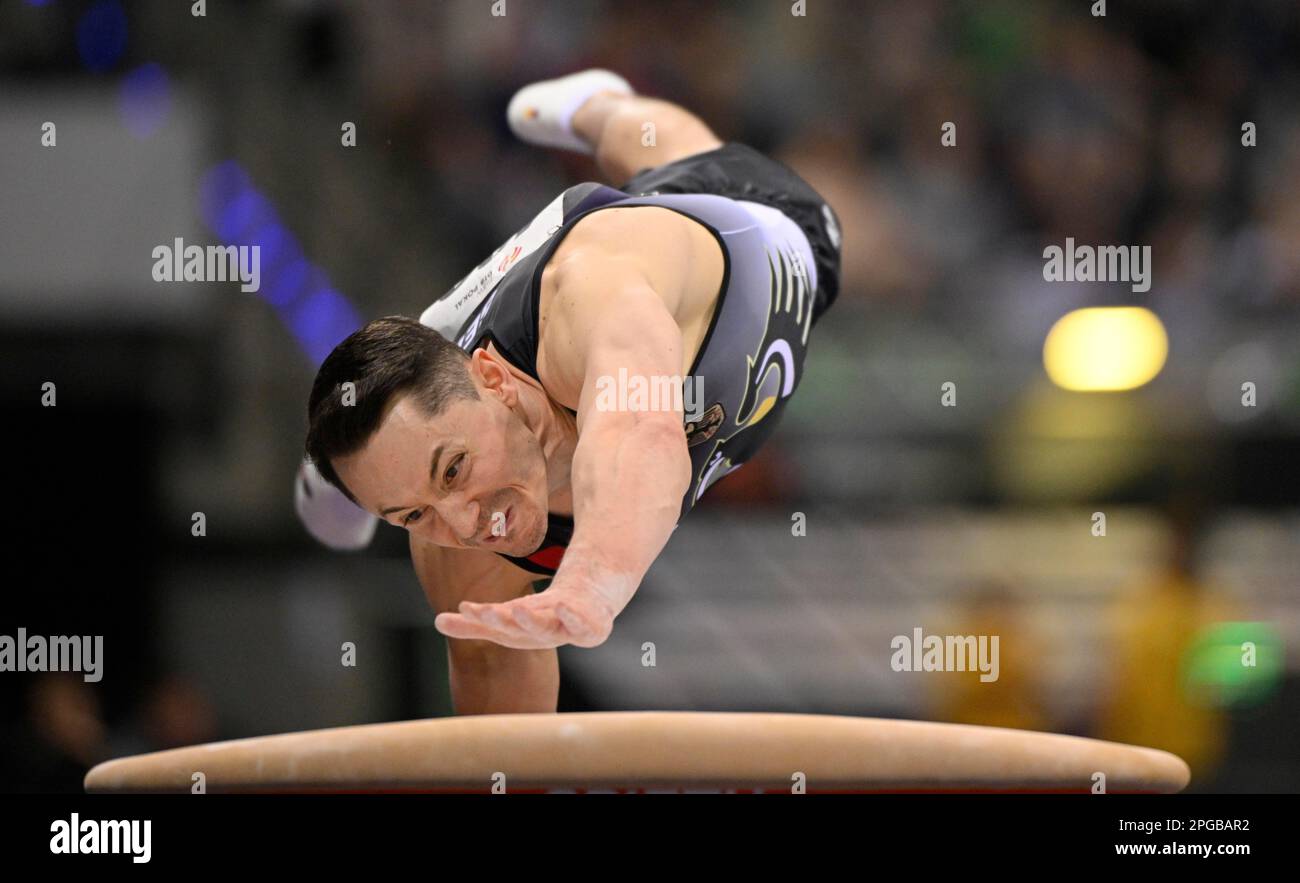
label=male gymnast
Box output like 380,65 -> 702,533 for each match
298,70 -> 842,713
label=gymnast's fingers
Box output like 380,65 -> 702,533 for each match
460,601 -> 512,632
433,611 -> 545,648
471,596 -> 573,642
453,602 -> 569,648
509,601 -> 561,638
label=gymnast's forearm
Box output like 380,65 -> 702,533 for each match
448,646 -> 560,715
562,414 -> 691,614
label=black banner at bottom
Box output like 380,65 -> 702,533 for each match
0,793 -> 1287,869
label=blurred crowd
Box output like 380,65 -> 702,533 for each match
328,0 -> 1300,326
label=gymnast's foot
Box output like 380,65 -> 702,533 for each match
506,68 -> 633,155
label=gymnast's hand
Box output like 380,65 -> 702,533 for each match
432,568 -> 621,650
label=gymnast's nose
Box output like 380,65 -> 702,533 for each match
437,494 -> 480,545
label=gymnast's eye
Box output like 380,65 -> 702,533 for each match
444,454 -> 464,485
403,509 -> 423,526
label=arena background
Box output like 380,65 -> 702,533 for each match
1,0 -> 1297,794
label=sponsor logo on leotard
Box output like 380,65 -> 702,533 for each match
420,190 -> 569,338
685,402 -> 725,447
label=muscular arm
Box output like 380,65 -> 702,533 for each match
411,535 -> 559,714
540,253 -> 694,623
433,207 -> 710,650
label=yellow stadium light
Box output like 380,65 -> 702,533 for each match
1043,307 -> 1168,391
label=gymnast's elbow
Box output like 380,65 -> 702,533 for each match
447,641 -> 560,715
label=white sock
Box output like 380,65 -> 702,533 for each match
507,68 -> 634,155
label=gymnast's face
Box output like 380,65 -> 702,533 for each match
333,362 -> 551,557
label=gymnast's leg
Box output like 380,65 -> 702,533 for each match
507,69 -> 724,183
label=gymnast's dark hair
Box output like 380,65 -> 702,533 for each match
305,316 -> 479,504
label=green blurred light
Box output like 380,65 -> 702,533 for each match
1183,622 -> 1284,708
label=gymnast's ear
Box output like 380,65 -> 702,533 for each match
466,346 -> 520,404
